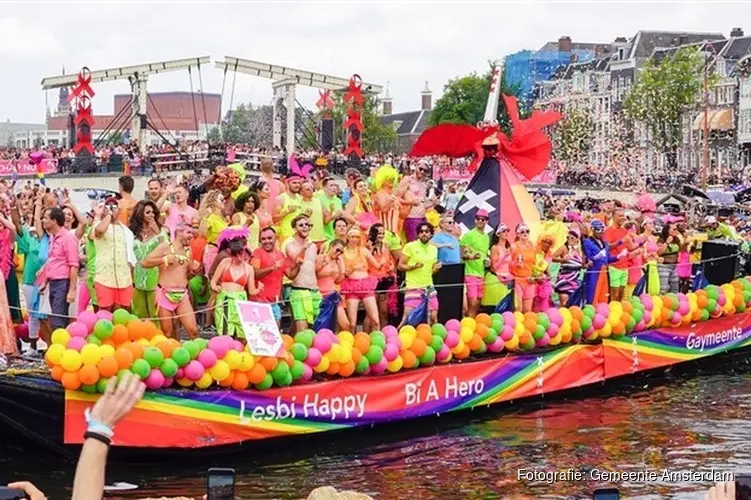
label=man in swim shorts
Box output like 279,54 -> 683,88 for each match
284,214 -> 322,332
141,223 -> 201,339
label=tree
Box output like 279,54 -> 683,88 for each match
554,106 -> 593,164
428,63 -> 527,136
206,126 -> 221,142
623,46 -> 707,169
329,94 -> 397,153
221,103 -> 274,145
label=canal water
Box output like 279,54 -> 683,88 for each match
3,360 -> 751,499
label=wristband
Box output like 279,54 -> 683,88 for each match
85,407 -> 114,438
84,431 -> 112,446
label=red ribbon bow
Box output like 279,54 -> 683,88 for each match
68,67 -> 95,103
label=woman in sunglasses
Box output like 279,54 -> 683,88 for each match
341,227 -> 382,331
510,223 -> 536,313
553,228 -> 585,307
483,224 -> 512,308
583,219 -> 627,304
316,239 -> 350,332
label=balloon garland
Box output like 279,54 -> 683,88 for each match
45,279 -> 751,392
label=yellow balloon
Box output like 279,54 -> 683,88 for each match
238,352 -> 254,371
600,323 -> 612,338
195,372 -> 214,389
460,317 -> 477,331
80,344 -> 103,366
224,350 -> 242,370
51,328 -> 70,346
338,347 -> 353,364
209,360 -> 230,381
514,323 -> 525,336
150,334 -> 168,346
60,349 -> 83,371
99,344 -> 115,357
136,338 -> 150,347
513,311 -> 525,325
387,356 -> 403,373
560,327 -> 572,344
329,344 -> 343,363
337,331 -> 354,345
398,325 -> 416,337
459,327 -> 474,343
504,335 -> 520,351
398,332 -> 413,350
314,357 -> 330,373
176,377 -> 193,387
607,314 -> 620,327
548,333 -> 562,346
451,340 -> 466,354
45,344 -> 65,365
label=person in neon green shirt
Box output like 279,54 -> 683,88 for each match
276,175 -> 303,241
299,180 -> 327,245
398,221 -> 442,326
317,177 -> 344,241
460,209 -> 490,317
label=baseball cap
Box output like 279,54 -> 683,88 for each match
704,216 -> 717,224
591,219 -> 606,232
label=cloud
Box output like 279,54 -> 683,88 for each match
0,17 -> 59,57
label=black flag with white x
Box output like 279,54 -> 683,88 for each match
454,157 -> 500,234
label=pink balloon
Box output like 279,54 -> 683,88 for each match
383,344 -> 399,362
488,337 -> 505,352
500,325 -> 514,341
175,368 -> 185,380
445,319 -> 461,332
642,311 -> 652,324
66,336 -> 86,351
635,320 -> 646,331
677,302 -> 690,315
502,311 -> 515,328
67,321 -> 88,338
536,333 -> 550,347
300,364 -> 313,382
312,333 -> 332,353
444,330 -> 460,348
29,152 -> 44,165
197,349 -> 218,368
184,360 -> 204,381
316,328 -> 334,337
382,325 -> 398,337
592,314 -> 606,330
305,347 -> 322,367
95,310 -> 113,322
207,336 -> 231,358
640,294 -> 653,310
717,295 -> 727,306
78,311 -> 98,332
231,340 -> 244,352
162,376 -> 174,388
670,312 -> 682,325
370,357 -> 388,374
596,304 -> 610,316
547,308 -> 563,326
583,328 -> 598,340
145,369 -> 165,390
436,344 -> 451,362
547,323 -> 560,337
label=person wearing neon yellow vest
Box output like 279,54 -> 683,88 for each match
299,179 -> 327,247
275,174 -> 303,242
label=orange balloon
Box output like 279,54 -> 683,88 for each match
97,356 -> 119,378
156,341 -> 175,358
612,322 -> 625,336
125,342 -> 143,360
260,357 -> 278,371
456,345 -> 471,360
569,306 -> 584,322
326,362 -> 341,376
468,334 -> 484,351
285,351 -> 295,367
621,301 -> 633,314
339,360 -> 355,377
79,365 -> 100,386
401,349 -> 417,369
111,324 -> 129,345
475,324 -> 489,340
691,309 -> 702,322
661,308 -> 672,322
114,347 -> 134,369
475,313 -> 491,326
61,370 -> 82,390
231,371 -> 249,391
662,297 -> 674,310
50,365 -> 64,382
571,319 -> 581,333
416,324 -> 432,342
351,349 -> 362,364
354,333 -> 371,354
519,332 -> 533,345
523,319 -> 537,332
734,295 -> 743,307
697,295 -> 708,309
101,338 -> 115,347
143,322 -> 159,340
282,334 -> 294,349
248,364 -> 267,384
218,372 -> 235,388
411,338 -> 427,357
127,320 -> 146,341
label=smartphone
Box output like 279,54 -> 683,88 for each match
207,467 -> 235,500
592,488 -> 619,500
0,487 -> 27,500
737,474 -> 751,500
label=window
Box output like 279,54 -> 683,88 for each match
740,109 -> 751,135
741,78 -> 751,99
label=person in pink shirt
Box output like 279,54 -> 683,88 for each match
164,185 -> 199,236
40,207 -> 79,329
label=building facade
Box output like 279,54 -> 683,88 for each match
378,83 -> 432,154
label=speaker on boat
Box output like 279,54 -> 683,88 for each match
434,263 -> 464,323
701,240 -> 740,285
319,119 -> 334,152
67,113 -> 76,149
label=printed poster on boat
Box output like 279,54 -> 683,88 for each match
234,300 -> 284,358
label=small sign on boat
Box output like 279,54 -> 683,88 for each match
234,300 -> 284,358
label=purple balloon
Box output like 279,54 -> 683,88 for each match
500,325 -> 514,341
66,336 -> 87,351
145,369 -> 165,390
305,347 -> 322,367
488,337 -> 505,352
78,311 -> 98,333
383,344 -> 399,362
67,321 -> 88,338
444,330 -> 460,348
382,325 -> 398,337
197,348 -> 218,368
95,310 -> 113,322
184,360 -> 205,381
445,319 -> 461,332
436,344 -> 451,361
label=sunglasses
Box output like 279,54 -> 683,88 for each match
517,230 -> 529,235
475,217 -> 488,222
332,248 -> 343,254
297,223 -> 311,228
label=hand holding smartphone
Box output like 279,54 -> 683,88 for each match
207,468 -> 235,500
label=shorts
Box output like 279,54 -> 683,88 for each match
514,279 -> 537,300
608,267 -> 628,288
289,287 -> 322,325
341,276 -> 377,301
404,287 -> 439,311
464,275 -> 485,300
94,283 -> 134,309
155,286 -> 189,312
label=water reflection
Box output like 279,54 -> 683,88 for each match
3,365 -> 751,499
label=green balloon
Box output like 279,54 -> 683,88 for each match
580,316 -> 592,331
290,343 -> 308,362
255,373 -> 274,390
295,330 -> 315,348
365,345 -> 383,365
143,347 -> 164,369
272,362 -> 290,383
474,342 -> 487,354
131,359 -> 151,380
290,360 -> 305,379
431,323 -> 447,339
537,313 -> 550,329
370,332 -> 386,349
533,325 -> 546,340
583,305 -> 596,318
116,369 -> 130,382
706,286 -> 719,300
112,308 -> 131,326
277,372 -> 293,387
160,358 -> 178,378
700,309 -> 710,321
490,319 -> 503,332
86,334 -> 102,346
430,335 -> 444,353
744,290 -> 751,303
96,378 -> 111,393
631,309 -> 643,324
355,357 -> 370,374
485,328 -> 498,343
194,338 -> 208,351
419,346 -> 436,364
521,337 -> 536,351
490,312 -> 503,322
737,302 -> 746,313
626,317 -> 636,332
707,299 -> 717,313
93,319 -> 114,339
183,341 -> 200,360
81,383 -> 97,394
572,330 -> 583,342
171,347 -> 191,367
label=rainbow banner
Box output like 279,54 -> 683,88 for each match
602,312 -> 751,378
64,313 -> 751,449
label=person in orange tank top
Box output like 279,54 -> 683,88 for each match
510,223 -> 537,313
341,227 -> 382,331
315,239 -> 350,332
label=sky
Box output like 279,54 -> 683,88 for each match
1,0 -> 750,124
